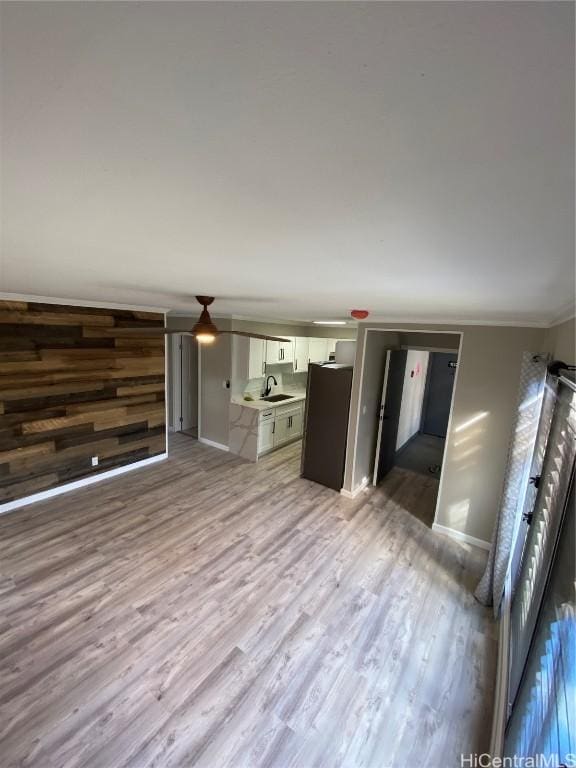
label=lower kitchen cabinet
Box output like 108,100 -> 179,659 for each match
273,413 -> 290,447
257,401 -> 305,455
273,403 -> 304,448
257,410 -> 275,454
287,408 -> 303,441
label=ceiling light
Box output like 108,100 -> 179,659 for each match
196,333 -> 216,344
191,303 -> 219,342
313,320 -> 347,326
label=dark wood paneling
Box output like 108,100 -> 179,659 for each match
0,301 -> 166,504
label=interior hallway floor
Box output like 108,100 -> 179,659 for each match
0,434 -> 496,768
395,433 -> 446,478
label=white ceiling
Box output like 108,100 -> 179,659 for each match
1,2 -> 574,326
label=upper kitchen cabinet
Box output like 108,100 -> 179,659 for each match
265,337 -> 294,365
280,338 -> 294,364
308,338 -> 329,364
248,338 -> 266,379
233,333 -> 352,382
232,336 -> 266,381
293,337 -> 309,373
265,340 -> 280,364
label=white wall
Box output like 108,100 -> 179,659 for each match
199,328 -> 232,446
396,350 -> 430,450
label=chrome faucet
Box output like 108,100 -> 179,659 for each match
263,375 -> 278,397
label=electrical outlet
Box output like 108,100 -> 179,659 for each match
91,456 -> 99,467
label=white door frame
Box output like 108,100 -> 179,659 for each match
170,335 -> 182,432
197,344 -> 202,440
372,350 -> 392,486
349,327 -> 463,529
171,334 -> 202,437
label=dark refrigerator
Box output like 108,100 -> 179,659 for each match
301,363 -> 354,491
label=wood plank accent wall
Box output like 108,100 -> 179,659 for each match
0,300 -> 166,504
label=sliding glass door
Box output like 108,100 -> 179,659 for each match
504,377 -> 576,764
504,477 -> 575,762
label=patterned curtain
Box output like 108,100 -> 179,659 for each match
475,353 -> 548,612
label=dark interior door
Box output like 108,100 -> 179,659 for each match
421,352 -> 457,437
374,349 -> 407,485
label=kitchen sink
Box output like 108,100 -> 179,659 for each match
261,394 -> 295,402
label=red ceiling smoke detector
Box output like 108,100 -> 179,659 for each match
351,309 -> 369,320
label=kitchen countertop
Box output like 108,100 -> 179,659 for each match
231,392 -> 306,411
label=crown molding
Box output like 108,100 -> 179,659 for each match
229,313 -> 357,328
547,304 -> 576,328
362,314 -> 547,328
2,291 -> 572,329
229,313 -> 307,326
0,291 -> 170,314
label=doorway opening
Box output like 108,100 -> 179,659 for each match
169,334 -> 199,439
370,333 -> 460,526
395,350 -> 457,477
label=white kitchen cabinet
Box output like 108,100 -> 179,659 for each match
308,337 -> 329,364
334,339 -> 356,364
265,337 -> 294,365
273,410 -> 300,447
286,407 -> 303,440
293,337 -> 309,373
233,336 -> 266,382
258,415 -> 275,454
249,338 -> 266,379
273,402 -> 304,447
279,338 -> 293,364
265,340 -> 279,364
273,413 -> 290,447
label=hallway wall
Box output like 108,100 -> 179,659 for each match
396,350 -> 429,450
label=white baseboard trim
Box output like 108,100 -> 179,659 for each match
198,437 -> 229,452
0,453 -> 168,516
340,478 -> 369,499
432,522 -> 491,551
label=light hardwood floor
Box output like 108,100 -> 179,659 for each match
0,434 -> 496,768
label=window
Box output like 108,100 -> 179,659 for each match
504,377 -> 576,765
504,476 -> 575,763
